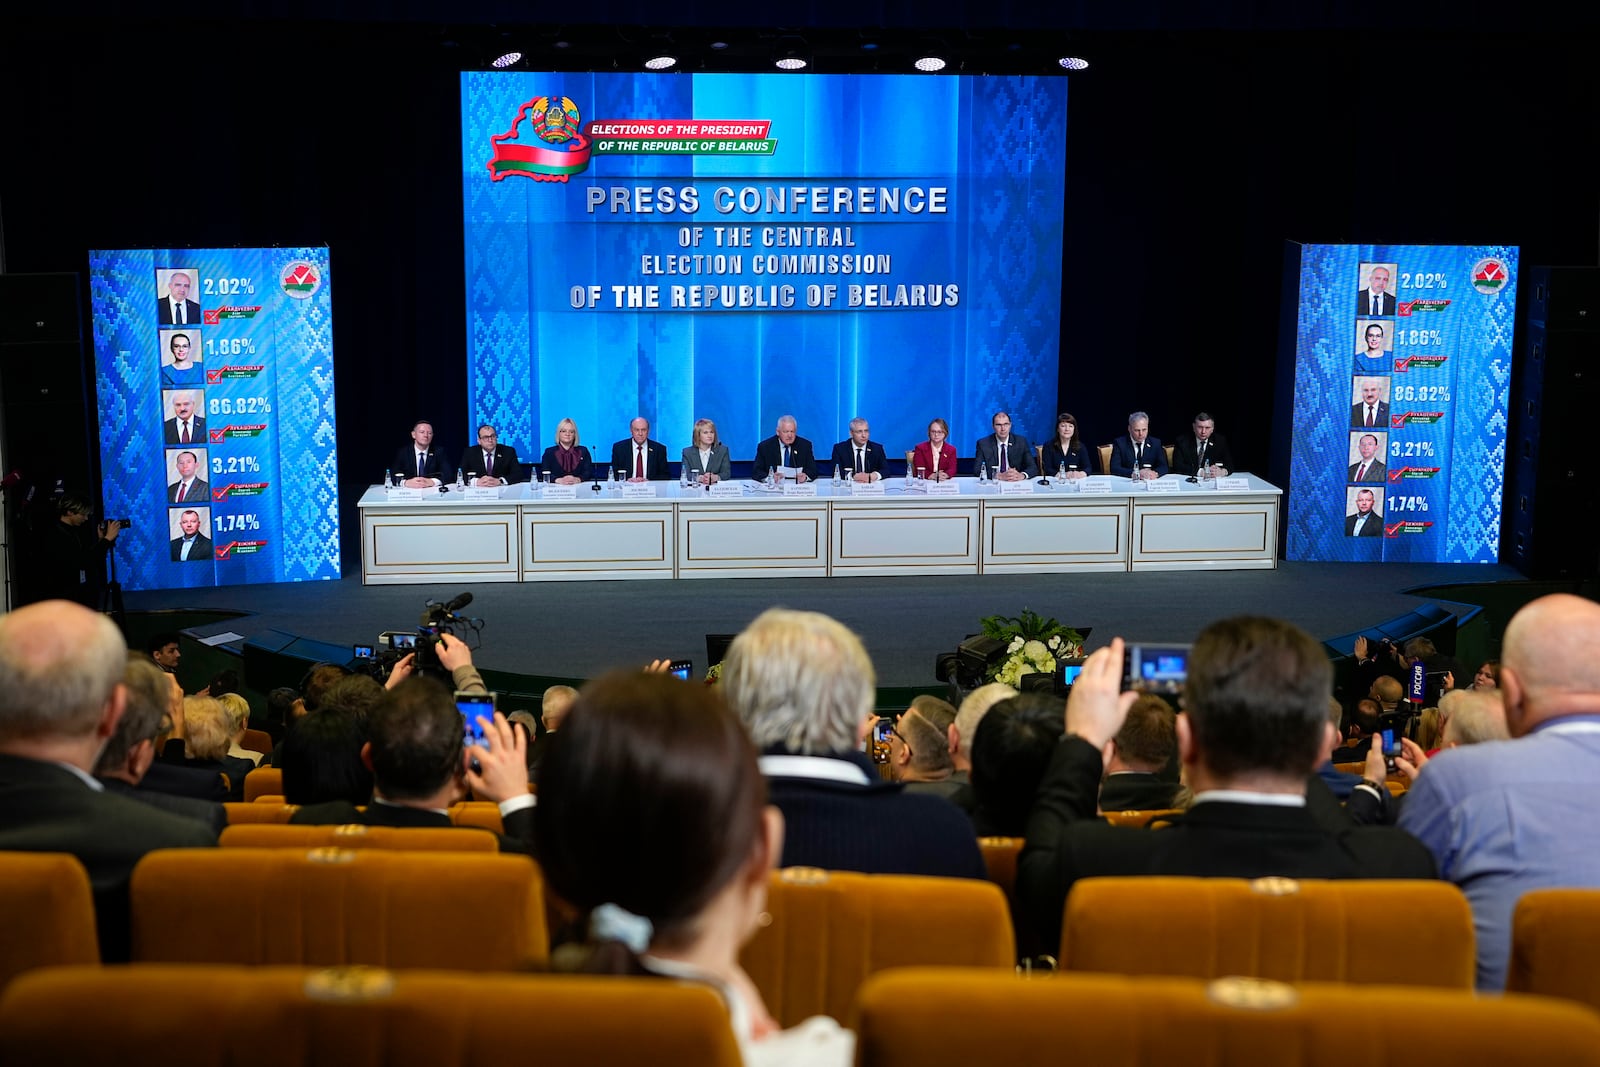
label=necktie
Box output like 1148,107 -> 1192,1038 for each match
1366,406 -> 1374,427
1197,441 -> 1207,469
999,441 -> 1008,472
1358,462 -> 1368,481
180,420 -> 190,444
485,451 -> 494,474
417,452 -> 426,477
635,446 -> 644,479
176,300 -> 184,324
856,447 -> 864,473
180,481 -> 190,502
1372,295 -> 1379,316
1135,443 -> 1142,462
783,445 -> 791,468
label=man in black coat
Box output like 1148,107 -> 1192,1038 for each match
0,600 -> 217,962
1017,617 -> 1436,961
609,417 -> 670,481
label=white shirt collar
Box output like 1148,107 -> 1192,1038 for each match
1191,789 -> 1305,808
55,761 -> 104,791
757,754 -> 871,785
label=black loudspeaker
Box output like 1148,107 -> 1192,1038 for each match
1507,267 -> 1600,579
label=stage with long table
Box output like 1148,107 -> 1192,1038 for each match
358,474 -> 1282,584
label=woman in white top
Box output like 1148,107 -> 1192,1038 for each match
682,417 -> 733,485
536,671 -> 853,1067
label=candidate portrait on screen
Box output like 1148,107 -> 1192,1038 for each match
159,329 -> 202,387
169,507 -> 213,562
1355,320 -> 1392,367
166,448 -> 210,505
162,389 -> 207,446
1345,486 -> 1384,538
157,268 -> 203,326
1350,376 -> 1391,429
1346,431 -> 1388,483
1357,263 -> 1398,317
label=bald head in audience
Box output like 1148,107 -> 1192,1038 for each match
1500,593 -> 1600,734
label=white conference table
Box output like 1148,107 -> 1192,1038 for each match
357,474 -> 1281,584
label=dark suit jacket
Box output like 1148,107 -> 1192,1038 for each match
167,478 -> 211,504
1016,737 -> 1437,959
1098,772 -> 1182,812
752,435 -> 818,481
461,445 -> 522,483
610,439 -> 670,480
1346,509 -> 1383,536
290,797 -> 536,856
163,416 -> 207,446
1109,435 -> 1168,477
680,444 -> 732,482
829,439 -> 888,479
1357,289 -> 1397,316
1348,459 -> 1386,482
158,297 -> 204,325
138,757 -> 229,801
763,752 -> 985,880
974,434 -> 1036,477
100,776 -> 227,836
1042,439 -> 1095,475
170,534 -> 213,561
391,445 -> 451,483
538,444 -> 593,482
1169,434 -> 1236,477
0,753 -> 217,961
1351,402 -> 1390,429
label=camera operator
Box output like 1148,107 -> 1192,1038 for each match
38,496 -> 122,606
381,632 -> 486,695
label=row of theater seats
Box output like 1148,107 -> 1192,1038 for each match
3,965 -> 1599,1066
4,844 -> 1600,1023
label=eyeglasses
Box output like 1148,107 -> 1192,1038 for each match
890,724 -> 914,760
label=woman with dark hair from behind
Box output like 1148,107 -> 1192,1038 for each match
278,708 -> 373,805
535,670 -> 853,1066
967,693 -> 1065,837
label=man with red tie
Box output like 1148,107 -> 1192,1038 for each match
162,391 -> 206,446
1350,378 -> 1391,429
167,451 -> 210,504
609,417 -> 669,482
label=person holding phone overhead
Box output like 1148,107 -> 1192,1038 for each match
681,417 -> 731,485
911,418 -> 958,481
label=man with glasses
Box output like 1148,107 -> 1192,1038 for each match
886,696 -> 966,803
461,424 -> 522,487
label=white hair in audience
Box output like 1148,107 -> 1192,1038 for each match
722,608 -> 874,755
0,601 -> 126,741
955,682 -> 1017,763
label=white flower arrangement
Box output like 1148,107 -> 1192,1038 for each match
979,609 -> 1085,685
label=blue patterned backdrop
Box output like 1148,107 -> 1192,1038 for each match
460,72 -> 1066,461
90,247 -> 340,590
1286,243 -> 1518,563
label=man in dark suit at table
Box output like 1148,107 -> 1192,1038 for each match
157,270 -> 203,326
1016,619 -> 1436,960
973,411 -> 1035,481
1108,411 -> 1168,480
461,423 -> 522,486
751,414 -> 818,483
1346,488 -> 1383,537
390,420 -> 451,488
162,390 -> 206,446
1169,412 -> 1235,478
169,509 -> 213,561
1351,379 -> 1390,429
0,600 -> 217,962
1357,265 -> 1397,317
829,417 -> 888,482
609,417 -> 670,482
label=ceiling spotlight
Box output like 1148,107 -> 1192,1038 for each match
709,40 -> 729,51
491,51 -> 523,69
1058,56 -> 1089,70
775,54 -> 808,70
913,56 -> 947,72
644,55 -> 678,70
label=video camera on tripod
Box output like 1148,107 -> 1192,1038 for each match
353,591 -> 483,680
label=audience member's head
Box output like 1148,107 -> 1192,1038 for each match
952,682 -> 1018,771
541,684 -> 578,733
1106,694 -> 1176,774
1350,698 -> 1382,739
1500,594 -> 1600,737
723,608 -> 874,755
0,602 -> 127,763
266,686 -> 298,728
1403,636 -> 1439,662
1180,616 -> 1330,790
889,696 -> 958,782
364,677 -> 465,803
182,696 -> 230,761
1438,689 -> 1509,747
507,709 -> 539,745
95,653 -> 173,780
317,674 -> 385,720
299,662 -> 352,715
145,631 -> 181,673
536,670 -> 775,971
216,692 -> 251,742
1371,676 -> 1403,711
1414,705 -> 1444,751
1471,659 -> 1501,691
968,693 -> 1064,836
278,708 -> 372,805
205,669 -> 240,699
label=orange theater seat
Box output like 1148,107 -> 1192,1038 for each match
1507,888 -> 1600,1012
450,801 -> 505,833
0,965 -> 740,1067
223,802 -> 299,824
130,848 -> 546,969
241,766 -> 283,802
1101,808 -> 1183,828
978,836 -> 1023,904
855,968 -> 1600,1067
239,728 -> 273,755
740,868 -> 1013,1029
1060,876 -> 1474,988
0,853 -> 99,992
219,824 -> 498,851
